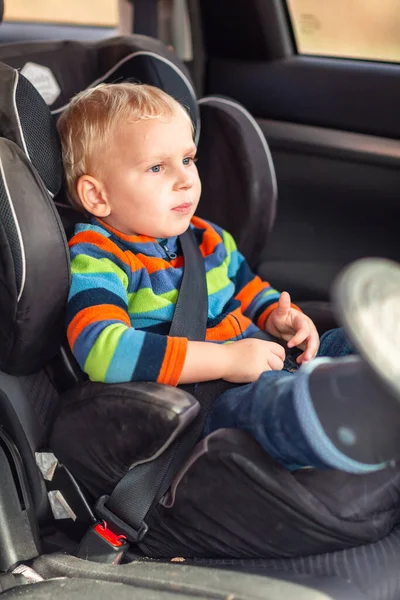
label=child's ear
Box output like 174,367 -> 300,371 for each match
77,175 -> 111,217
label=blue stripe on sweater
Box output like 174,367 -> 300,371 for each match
131,333 -> 168,381
105,328 -> 147,383
66,289 -> 127,324
69,271 -> 126,300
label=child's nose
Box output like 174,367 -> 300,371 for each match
174,166 -> 193,190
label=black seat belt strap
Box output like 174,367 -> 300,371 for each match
95,226 -> 209,542
169,226 -> 208,340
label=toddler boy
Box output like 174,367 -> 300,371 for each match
58,83 -> 400,474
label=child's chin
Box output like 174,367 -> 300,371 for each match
164,223 -> 191,238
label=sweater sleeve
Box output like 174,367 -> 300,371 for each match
222,229 -> 299,330
66,231 -> 187,386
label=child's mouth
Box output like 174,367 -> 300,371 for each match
172,202 -> 192,214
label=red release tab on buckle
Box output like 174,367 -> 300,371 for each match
94,522 -> 127,547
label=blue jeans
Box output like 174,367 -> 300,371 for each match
204,328 -> 362,472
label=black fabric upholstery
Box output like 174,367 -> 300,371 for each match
196,97 -> 277,267
14,74 -> 62,196
142,429 -> 400,559
31,555 -> 333,600
18,370 -> 59,430
1,578 -> 181,600
0,139 -> 69,374
0,368 -> 55,524
0,63 -> 62,196
0,36 -> 199,136
0,166 -> 23,292
186,526 -> 400,600
0,41 -> 98,110
186,525 -> 400,600
50,382 -> 199,498
53,199 -> 86,238
0,370 -> 51,520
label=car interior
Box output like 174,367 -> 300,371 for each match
0,1 -> 400,599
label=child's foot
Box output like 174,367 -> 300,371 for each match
293,258 -> 400,472
333,257 -> 400,401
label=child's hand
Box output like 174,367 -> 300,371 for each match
266,292 -> 320,364
222,338 -> 285,383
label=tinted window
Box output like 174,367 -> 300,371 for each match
287,0 -> 400,63
4,0 -> 118,26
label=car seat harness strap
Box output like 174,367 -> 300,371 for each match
95,225 -> 222,543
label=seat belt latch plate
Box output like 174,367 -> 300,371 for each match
95,494 -> 149,543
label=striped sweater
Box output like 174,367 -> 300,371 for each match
67,216 -> 283,386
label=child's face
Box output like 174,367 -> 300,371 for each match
88,108 -> 201,238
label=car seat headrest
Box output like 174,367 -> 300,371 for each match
0,36 -> 200,144
0,62 -> 63,197
89,38 -> 200,144
0,138 -> 70,375
99,37 -> 199,143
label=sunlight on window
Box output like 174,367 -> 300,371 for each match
4,0 -> 118,27
287,0 -> 400,63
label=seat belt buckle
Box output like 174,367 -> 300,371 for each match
76,520 -> 128,564
95,494 -> 149,543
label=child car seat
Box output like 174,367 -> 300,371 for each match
0,32 -> 336,331
0,34 -> 272,268
0,37 -> 400,600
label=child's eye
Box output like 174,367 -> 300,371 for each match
149,164 -> 162,173
183,156 -> 197,166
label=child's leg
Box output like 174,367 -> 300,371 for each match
206,258 -> 400,473
204,369 -> 330,470
317,327 -> 355,358
204,355 -> 400,473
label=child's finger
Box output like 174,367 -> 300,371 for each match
305,333 -> 320,360
296,340 -> 313,363
296,334 -> 319,363
296,350 -> 308,364
286,326 -> 308,349
298,347 -> 313,363
276,291 -> 291,316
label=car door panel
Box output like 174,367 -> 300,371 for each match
257,120 -> 400,300
203,54 -> 400,301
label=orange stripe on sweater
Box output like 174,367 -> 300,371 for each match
157,336 -> 188,386
205,309 -> 253,342
235,276 -> 270,312
191,216 -> 222,257
134,253 -> 179,275
256,302 -> 279,331
69,230 -> 135,269
67,305 -> 131,349
91,219 -> 157,244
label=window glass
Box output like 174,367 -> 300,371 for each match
4,0 -> 118,27
286,0 -> 400,63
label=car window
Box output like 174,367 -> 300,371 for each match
3,0 -> 118,27
286,0 -> 400,63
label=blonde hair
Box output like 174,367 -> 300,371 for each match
57,82 -> 193,210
